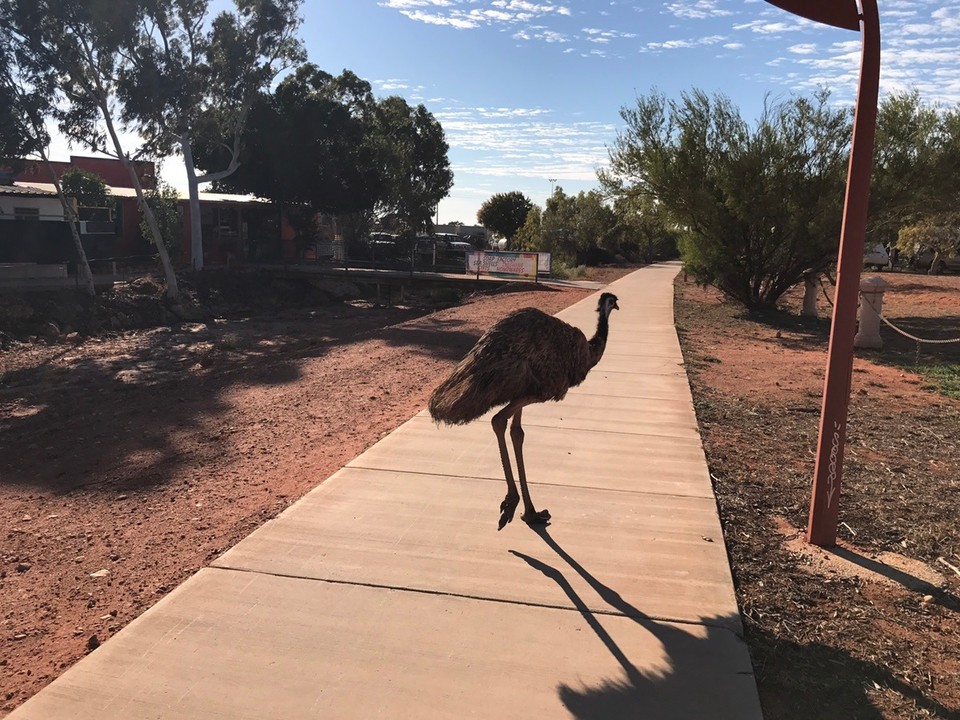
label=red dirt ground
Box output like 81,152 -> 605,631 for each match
1,274 -> 630,714
675,271 -> 960,719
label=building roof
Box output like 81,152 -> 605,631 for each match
16,182 -> 268,205
0,183 -> 59,198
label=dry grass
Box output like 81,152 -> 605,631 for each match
675,272 -> 960,719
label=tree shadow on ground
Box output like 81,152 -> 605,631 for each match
740,304 -> 960,369
0,302 -> 471,494
867,314 -> 960,363
376,319 -> 483,361
749,626 -> 960,720
0,278 -> 582,494
511,527 -> 960,720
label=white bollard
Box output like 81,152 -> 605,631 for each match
854,275 -> 889,349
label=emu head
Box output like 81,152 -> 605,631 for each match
597,292 -> 620,316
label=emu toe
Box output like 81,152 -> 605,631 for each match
498,494 -> 520,531
522,508 -> 551,526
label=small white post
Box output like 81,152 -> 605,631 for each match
802,273 -> 819,317
854,275 -> 889,349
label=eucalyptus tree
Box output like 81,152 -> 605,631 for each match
117,0 -> 304,271
4,0 -> 180,298
0,12 -> 97,294
60,168 -> 112,213
193,69 -> 453,243
608,192 -> 679,263
195,66 -> 384,215
602,88 -> 850,308
536,188 -> 617,264
869,91 -> 960,269
374,95 -> 453,235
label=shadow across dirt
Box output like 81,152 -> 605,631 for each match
826,546 -> 960,609
749,625 -> 960,720
0,302 -> 435,493
376,317 -> 483,362
869,314 -> 960,358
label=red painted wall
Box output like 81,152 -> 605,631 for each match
14,156 -> 155,189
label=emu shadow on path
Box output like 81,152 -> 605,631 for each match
428,292 -> 619,529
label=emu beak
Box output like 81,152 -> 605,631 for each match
613,300 -> 620,311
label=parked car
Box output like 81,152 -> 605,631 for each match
911,246 -> 960,274
862,243 -> 889,270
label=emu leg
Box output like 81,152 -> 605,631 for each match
511,408 -> 550,525
492,405 -> 520,530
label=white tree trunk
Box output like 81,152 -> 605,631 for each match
100,113 -> 180,301
40,152 -> 95,296
78,43 -> 180,301
181,129 -> 244,273
180,134 -> 204,272
51,178 -> 96,297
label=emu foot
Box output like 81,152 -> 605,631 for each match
498,494 -> 520,531
522,508 -> 551,525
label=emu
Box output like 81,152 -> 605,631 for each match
428,292 -> 620,529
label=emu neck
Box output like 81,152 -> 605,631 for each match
588,311 -> 610,367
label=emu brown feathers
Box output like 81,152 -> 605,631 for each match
428,292 -> 620,528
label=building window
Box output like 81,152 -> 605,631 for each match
14,207 -> 40,220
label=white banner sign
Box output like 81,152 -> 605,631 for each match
467,251 -> 539,279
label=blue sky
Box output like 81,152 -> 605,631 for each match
49,0 -> 960,225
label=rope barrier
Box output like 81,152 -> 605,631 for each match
812,274 -> 959,351
861,294 -> 960,346
818,275 -> 835,308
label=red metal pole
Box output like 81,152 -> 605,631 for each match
807,0 -> 881,547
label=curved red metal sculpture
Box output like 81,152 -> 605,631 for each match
764,0 -> 881,547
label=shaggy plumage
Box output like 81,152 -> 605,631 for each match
429,292 -> 620,528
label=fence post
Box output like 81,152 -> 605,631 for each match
854,275 -> 889,350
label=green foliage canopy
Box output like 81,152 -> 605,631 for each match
514,188 -> 618,265
195,65 -> 453,235
871,91 -> 960,272
139,181 -> 182,260
477,191 -> 533,244
196,66 -> 383,213
60,167 -> 111,210
602,88 -> 851,308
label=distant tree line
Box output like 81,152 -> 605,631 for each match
479,187 -> 679,271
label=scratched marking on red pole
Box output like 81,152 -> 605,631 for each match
826,421 -> 841,509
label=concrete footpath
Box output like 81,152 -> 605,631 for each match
10,262 -> 764,719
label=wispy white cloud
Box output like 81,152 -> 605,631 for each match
375,79 -> 411,91
435,105 -> 614,181
379,0 -> 572,30
756,2 -> 960,106
514,25 -> 570,42
582,27 -> 637,43
664,0 -> 732,20
642,34 -> 726,51
733,19 -> 808,34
